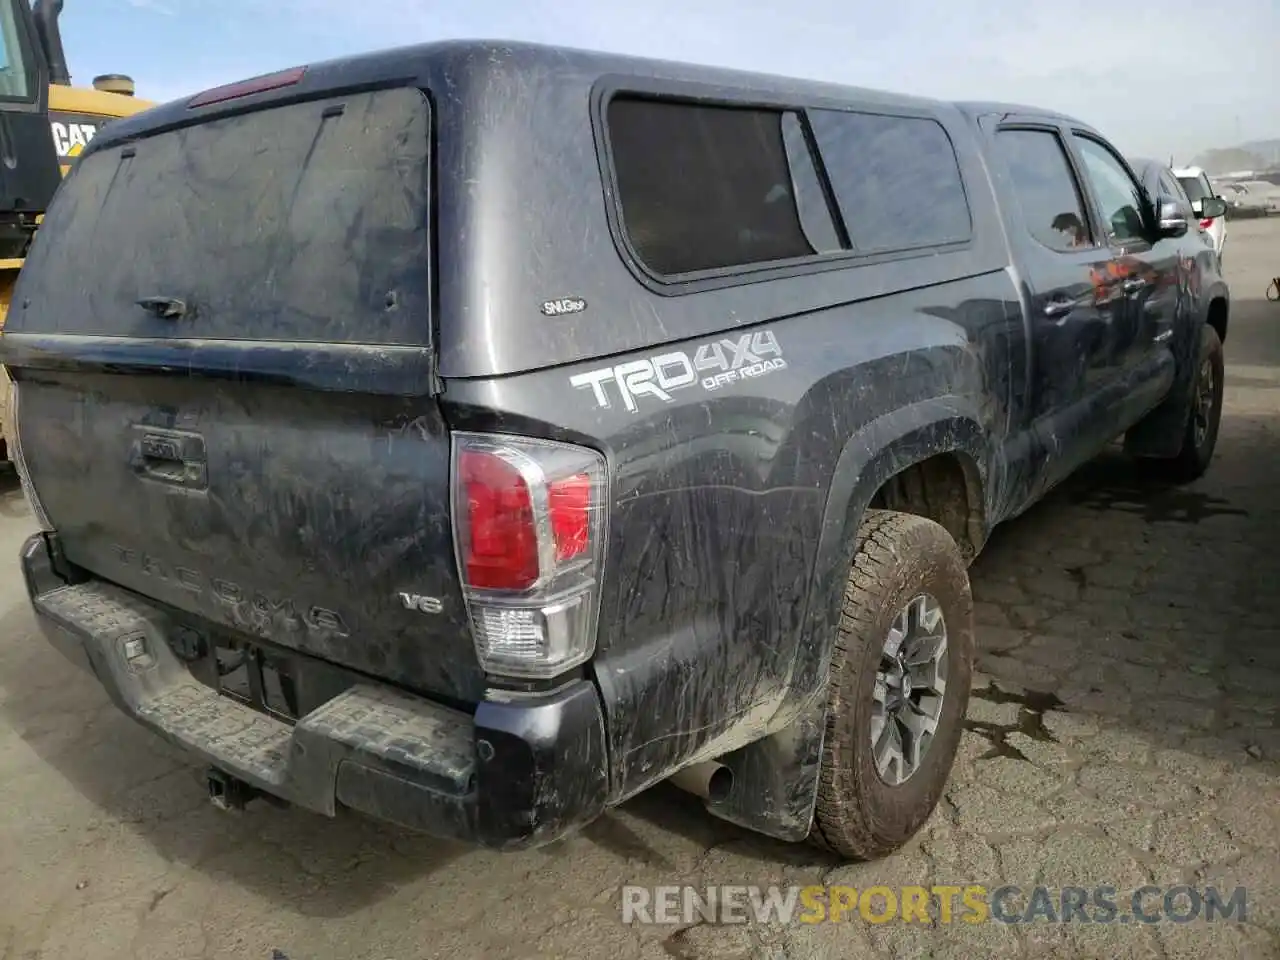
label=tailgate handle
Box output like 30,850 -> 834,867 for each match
131,428 -> 208,490
136,296 -> 188,320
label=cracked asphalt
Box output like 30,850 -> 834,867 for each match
2,221 -> 1280,960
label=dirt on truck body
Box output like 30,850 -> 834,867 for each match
1,40 -> 1229,860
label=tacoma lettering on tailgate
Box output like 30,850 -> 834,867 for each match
111,545 -> 350,636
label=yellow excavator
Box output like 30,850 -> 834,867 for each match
0,0 -> 155,458
36,0 -> 155,178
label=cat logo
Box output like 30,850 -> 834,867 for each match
48,114 -> 107,176
49,119 -> 100,159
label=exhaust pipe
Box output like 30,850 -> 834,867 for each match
668,760 -> 734,803
32,0 -> 71,86
92,74 -> 135,96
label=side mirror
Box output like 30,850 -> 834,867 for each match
1156,198 -> 1189,238
1201,196 -> 1228,219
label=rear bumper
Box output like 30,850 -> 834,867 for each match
20,533 -> 609,849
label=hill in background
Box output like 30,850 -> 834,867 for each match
1190,139 -> 1280,173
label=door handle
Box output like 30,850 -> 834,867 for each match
1043,298 -> 1074,318
130,427 -> 208,490
1123,277 -> 1148,294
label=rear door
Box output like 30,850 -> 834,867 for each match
984,120 -> 1126,497
3,85 -> 486,703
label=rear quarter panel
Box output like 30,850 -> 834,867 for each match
433,55 -> 1030,799
443,269 -> 1025,801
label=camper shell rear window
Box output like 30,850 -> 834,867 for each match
11,86 -> 432,347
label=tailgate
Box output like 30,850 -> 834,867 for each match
3,86 -> 485,702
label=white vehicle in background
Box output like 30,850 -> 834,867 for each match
1233,180 -> 1280,214
1216,181 -> 1274,219
1217,182 -> 1248,203
1174,166 -> 1227,258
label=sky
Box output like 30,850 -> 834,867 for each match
60,0 -> 1279,165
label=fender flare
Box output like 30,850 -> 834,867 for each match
792,400 -> 988,713
1202,282 -> 1229,342
1125,281 -> 1229,459
703,401 -> 989,843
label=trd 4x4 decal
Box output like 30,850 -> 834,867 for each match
569,330 -> 787,412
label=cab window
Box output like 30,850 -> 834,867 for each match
1073,136 -> 1148,244
1159,171 -> 1192,209
607,96 -> 835,276
0,2 -> 31,100
1177,173 -> 1214,204
993,128 -> 1094,253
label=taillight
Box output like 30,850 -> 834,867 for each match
458,450 -> 540,590
549,474 -> 592,562
1200,218 -> 1215,230
451,433 -> 608,679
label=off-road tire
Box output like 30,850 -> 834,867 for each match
810,509 -> 974,860
1166,323 -> 1224,483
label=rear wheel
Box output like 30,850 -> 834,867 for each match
1166,323 -> 1224,482
810,509 -> 973,860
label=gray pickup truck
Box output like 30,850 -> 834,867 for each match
1,40 -> 1228,862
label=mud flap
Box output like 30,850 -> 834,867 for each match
701,696 -> 827,842
1123,356 -> 1196,458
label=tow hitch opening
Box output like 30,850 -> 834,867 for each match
206,767 -> 258,811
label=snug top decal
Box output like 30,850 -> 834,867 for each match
542,297 -> 588,317
569,330 -> 787,412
